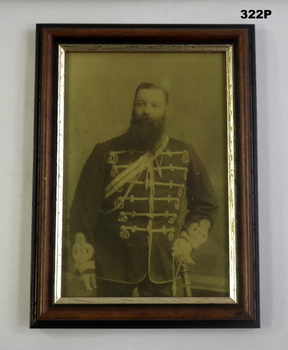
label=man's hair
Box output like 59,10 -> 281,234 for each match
134,82 -> 169,103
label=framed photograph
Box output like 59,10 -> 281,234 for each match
30,24 -> 259,328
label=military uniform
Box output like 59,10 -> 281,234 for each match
70,134 -> 218,286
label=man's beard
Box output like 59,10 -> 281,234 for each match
124,112 -> 166,153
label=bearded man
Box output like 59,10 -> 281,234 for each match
70,82 -> 218,297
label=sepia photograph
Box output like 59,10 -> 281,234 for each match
61,48 -> 229,300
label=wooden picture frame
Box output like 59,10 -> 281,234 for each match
30,24 -> 259,328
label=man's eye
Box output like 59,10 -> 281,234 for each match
152,104 -> 159,108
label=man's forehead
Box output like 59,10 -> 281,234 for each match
135,88 -> 166,101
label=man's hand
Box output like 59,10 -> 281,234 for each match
172,236 -> 196,265
80,273 -> 97,291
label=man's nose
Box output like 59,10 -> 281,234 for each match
144,104 -> 152,115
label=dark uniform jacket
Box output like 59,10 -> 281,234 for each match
70,134 -> 218,284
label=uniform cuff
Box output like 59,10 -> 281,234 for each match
72,232 -> 95,274
181,219 -> 211,250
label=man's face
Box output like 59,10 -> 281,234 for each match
133,88 -> 169,120
126,87 -> 169,152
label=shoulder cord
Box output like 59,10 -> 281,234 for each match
101,169 -> 144,214
147,162 -> 155,213
155,151 -> 164,178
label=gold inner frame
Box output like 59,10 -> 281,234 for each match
54,43 -> 237,305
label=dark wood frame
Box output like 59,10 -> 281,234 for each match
30,24 -> 259,328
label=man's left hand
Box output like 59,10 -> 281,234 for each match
172,236 -> 196,265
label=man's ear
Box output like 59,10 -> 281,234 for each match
166,105 -> 171,116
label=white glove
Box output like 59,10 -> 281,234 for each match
80,273 -> 97,291
172,236 -> 196,264
172,220 -> 211,264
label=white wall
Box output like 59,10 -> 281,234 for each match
1,0 -> 287,349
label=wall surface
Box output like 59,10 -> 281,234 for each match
1,0 -> 288,349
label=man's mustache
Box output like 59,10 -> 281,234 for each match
133,113 -> 153,122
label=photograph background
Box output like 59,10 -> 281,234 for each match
63,51 -> 229,295
1,0 -> 288,349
